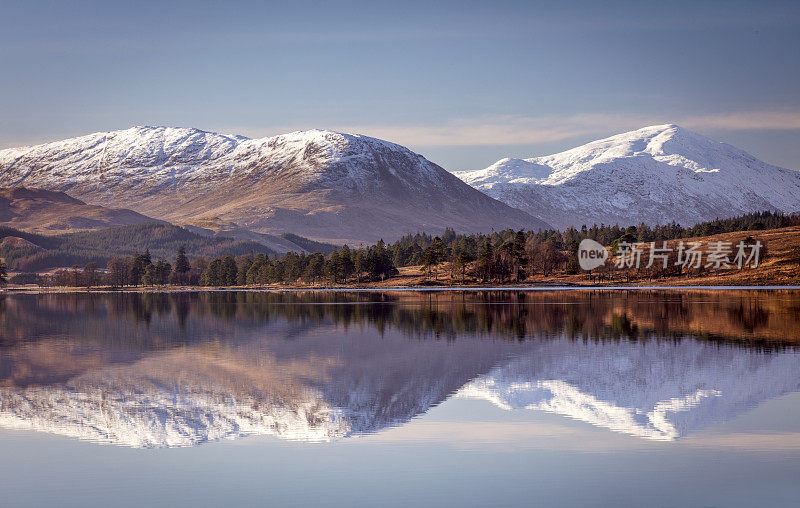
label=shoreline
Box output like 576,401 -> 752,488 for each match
4,283 -> 800,294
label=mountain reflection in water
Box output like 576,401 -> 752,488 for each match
0,290 -> 799,448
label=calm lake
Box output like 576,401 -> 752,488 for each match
1,289 -> 800,507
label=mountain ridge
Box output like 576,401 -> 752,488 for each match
455,124 -> 800,229
0,126 -> 545,243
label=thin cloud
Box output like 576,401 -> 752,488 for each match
233,110 -> 800,149
232,114 -> 654,147
350,115 -> 653,146
682,111 -> 800,131
6,110 -> 798,152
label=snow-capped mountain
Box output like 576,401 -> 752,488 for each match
454,124 -> 800,229
0,127 -> 544,243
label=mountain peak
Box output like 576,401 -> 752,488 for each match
258,129 -> 407,153
541,123 -> 716,167
457,124 -> 800,229
639,123 -> 682,133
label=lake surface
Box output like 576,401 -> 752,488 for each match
1,289 -> 800,507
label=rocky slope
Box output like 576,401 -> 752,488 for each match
0,127 -> 545,243
455,124 -> 800,229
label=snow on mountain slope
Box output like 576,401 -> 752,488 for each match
0,127 -> 544,243
455,124 -> 800,229
458,338 -> 800,440
0,384 -> 350,448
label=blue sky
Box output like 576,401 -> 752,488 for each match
1,0 -> 799,170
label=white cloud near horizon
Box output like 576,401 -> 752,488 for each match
226,110 -> 800,148
3,110 -> 799,152
680,111 -> 800,131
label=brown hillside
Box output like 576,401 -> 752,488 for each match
0,187 -> 160,234
368,226 -> 800,287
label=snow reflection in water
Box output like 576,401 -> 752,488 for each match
1,290 -> 799,447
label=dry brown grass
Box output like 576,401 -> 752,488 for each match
359,226 -> 800,287
388,226 -> 800,288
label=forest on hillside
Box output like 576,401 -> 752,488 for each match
20,210 -> 798,288
0,223 -> 275,271
387,210 -> 800,268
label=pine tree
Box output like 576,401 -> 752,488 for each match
154,259 -> 172,284
454,249 -> 475,282
339,245 -> 355,282
201,258 -> 222,286
107,257 -> 129,287
354,250 -> 366,283
512,230 -> 527,281
369,239 -> 396,280
303,253 -> 325,284
423,237 -> 445,280
476,240 -> 494,281
221,255 -> 238,285
141,264 -> 158,286
236,254 -> 254,285
130,251 -> 153,285
174,245 -> 190,274
325,250 -> 342,283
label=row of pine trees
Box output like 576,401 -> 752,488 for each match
41,242 -> 398,287
28,210 -> 795,287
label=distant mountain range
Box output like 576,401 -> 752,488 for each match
0,127 -> 543,243
0,185 -> 343,270
455,124 -> 800,229
1,124 -> 798,240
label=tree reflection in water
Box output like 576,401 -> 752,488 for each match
0,290 -> 798,447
